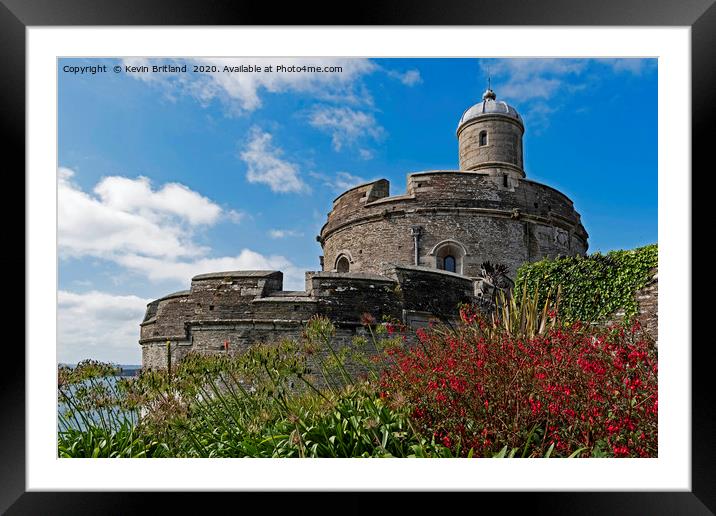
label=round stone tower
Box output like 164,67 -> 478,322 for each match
318,88 -> 588,279
457,87 -> 525,178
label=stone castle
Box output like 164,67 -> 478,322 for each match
139,88 -> 589,369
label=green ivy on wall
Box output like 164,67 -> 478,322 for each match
514,244 -> 657,324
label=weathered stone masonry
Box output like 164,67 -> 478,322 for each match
319,172 -> 588,280
140,267 -> 474,369
140,87 -> 601,368
319,86 -> 587,280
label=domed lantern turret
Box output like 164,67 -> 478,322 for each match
456,88 -> 525,178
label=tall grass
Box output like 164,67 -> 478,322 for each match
59,290 -> 656,458
58,360 -> 169,457
58,318 -> 454,458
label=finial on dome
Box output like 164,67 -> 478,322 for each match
482,71 -> 496,100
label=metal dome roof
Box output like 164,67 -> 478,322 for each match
457,89 -> 522,130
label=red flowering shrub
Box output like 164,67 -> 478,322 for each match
379,317 -> 657,457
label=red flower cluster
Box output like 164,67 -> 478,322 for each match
379,318 -> 657,458
459,305 -> 479,325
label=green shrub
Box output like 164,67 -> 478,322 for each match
514,244 -> 657,323
58,423 -> 169,458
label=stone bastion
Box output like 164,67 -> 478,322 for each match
139,266 -> 475,369
318,171 -> 588,279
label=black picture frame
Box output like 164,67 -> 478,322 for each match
3,1 -> 710,513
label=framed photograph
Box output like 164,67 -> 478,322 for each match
5,0 -> 711,513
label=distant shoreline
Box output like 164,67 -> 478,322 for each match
58,363 -> 141,377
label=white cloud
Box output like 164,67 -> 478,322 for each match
114,251 -> 306,291
484,58 -> 655,104
269,229 -> 304,239
358,148 -> 374,160
225,209 -> 246,224
500,77 -> 563,102
332,171 -> 370,191
121,58 -> 429,157
122,57 -> 378,114
484,59 -> 586,103
58,168 -> 209,259
521,102 -> 558,134
480,58 -> 654,131
58,290 -> 151,364
387,69 -> 423,86
495,59 -> 586,79
122,58 -> 424,116
59,167 -> 307,289
240,127 -> 308,193
93,175 -> 222,226
307,106 -> 385,152
309,171 -> 371,192
602,58 -> 655,75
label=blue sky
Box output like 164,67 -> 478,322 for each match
57,57 -> 657,364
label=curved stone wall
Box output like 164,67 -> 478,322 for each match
139,266 -> 478,369
319,172 -> 588,279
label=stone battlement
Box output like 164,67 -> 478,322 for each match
319,170 -> 588,280
139,265 -> 478,369
139,87 -> 595,371
322,173 -> 584,240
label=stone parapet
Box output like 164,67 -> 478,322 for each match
318,171 -> 588,279
139,265 -> 503,369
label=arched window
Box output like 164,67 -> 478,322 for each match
430,240 -> 468,275
479,130 -> 488,146
443,255 -> 456,273
336,255 -> 350,273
